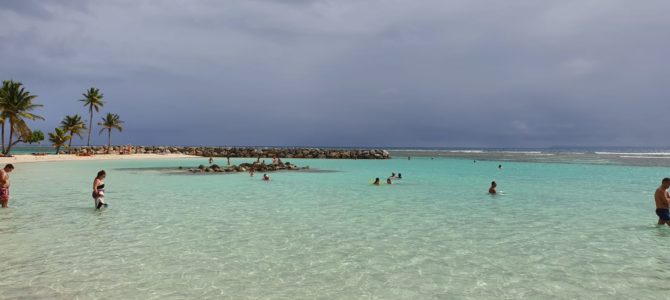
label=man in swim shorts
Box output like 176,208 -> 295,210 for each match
0,164 -> 14,208
654,178 -> 670,226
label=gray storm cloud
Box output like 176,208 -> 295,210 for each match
1,0 -> 668,147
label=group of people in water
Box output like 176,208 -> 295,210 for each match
4,162 -> 670,227
372,172 -> 402,185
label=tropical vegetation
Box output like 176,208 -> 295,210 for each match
98,113 -> 123,153
48,128 -> 71,154
60,114 -> 87,148
80,87 -> 105,147
0,81 -> 124,155
0,80 -> 44,155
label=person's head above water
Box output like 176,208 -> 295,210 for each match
489,181 -> 497,194
97,170 -> 106,179
4,164 -> 14,172
662,178 -> 670,188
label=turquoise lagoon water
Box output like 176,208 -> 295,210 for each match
0,156 -> 669,299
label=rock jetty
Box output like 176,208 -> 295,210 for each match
69,146 -> 391,159
186,161 -> 308,173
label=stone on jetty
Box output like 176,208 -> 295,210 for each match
70,146 -> 391,159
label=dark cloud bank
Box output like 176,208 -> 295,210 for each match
1,0 -> 669,147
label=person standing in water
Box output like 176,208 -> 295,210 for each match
92,170 -> 107,209
488,181 -> 497,194
0,164 -> 14,208
373,178 -> 380,185
654,178 -> 670,226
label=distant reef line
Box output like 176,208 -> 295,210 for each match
63,146 -> 391,159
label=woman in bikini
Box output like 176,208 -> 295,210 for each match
92,170 -> 107,209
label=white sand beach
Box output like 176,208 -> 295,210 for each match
2,153 -> 199,164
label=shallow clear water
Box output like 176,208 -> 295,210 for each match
1,157 -> 668,299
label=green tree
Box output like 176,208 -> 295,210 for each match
25,130 -> 44,144
48,128 -> 71,154
98,113 -> 123,154
79,87 -> 104,146
60,114 -> 87,148
0,80 -> 45,155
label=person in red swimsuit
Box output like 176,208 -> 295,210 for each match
0,164 -> 14,208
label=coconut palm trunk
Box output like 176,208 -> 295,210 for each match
1,122 -> 4,154
107,128 -> 112,154
6,120 -> 14,154
87,109 -> 93,146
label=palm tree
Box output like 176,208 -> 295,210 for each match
48,128 -> 71,154
60,114 -> 87,148
0,80 -> 44,155
98,113 -> 123,154
79,87 -> 104,146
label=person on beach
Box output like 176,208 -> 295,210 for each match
654,178 -> 670,226
373,178 -> 380,185
489,181 -> 497,194
92,170 -> 107,209
0,164 -> 14,208
263,174 -> 270,181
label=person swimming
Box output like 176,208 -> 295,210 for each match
92,170 -> 108,209
498,164 -> 503,169
387,177 -> 393,185
489,181 -> 497,194
373,178 -> 380,185
263,174 -> 270,181
391,172 -> 396,178
397,173 -> 402,179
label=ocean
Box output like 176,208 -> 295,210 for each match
0,150 -> 669,299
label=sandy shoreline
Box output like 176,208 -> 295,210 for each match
1,154 -> 200,164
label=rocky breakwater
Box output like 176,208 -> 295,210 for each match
185,160 -> 308,173
71,146 -> 391,159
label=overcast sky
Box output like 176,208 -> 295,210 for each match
1,0 -> 669,148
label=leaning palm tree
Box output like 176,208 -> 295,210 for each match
0,80 -> 44,155
79,87 -> 105,146
98,113 -> 123,154
48,127 -> 71,154
60,114 -> 87,148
